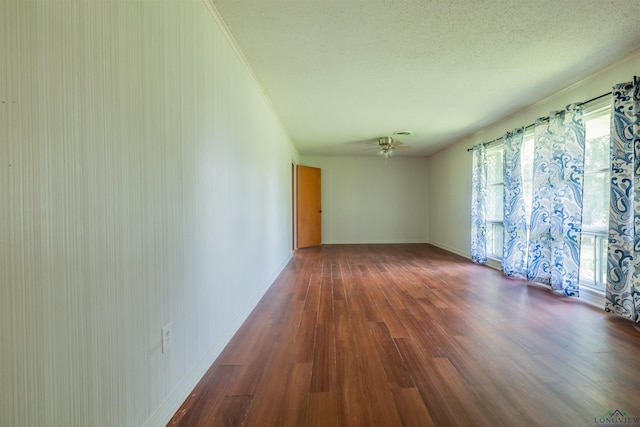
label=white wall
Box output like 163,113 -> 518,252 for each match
427,52 -> 640,258
0,1 -> 297,426
300,156 -> 430,244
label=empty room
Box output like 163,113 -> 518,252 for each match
2,1 -> 640,426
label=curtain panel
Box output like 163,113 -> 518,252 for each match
502,128 -> 527,278
607,76 -> 640,322
527,104 -> 585,296
471,144 -> 488,264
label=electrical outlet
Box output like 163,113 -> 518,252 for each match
161,322 -> 173,353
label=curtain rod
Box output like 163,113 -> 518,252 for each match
465,91 -> 612,152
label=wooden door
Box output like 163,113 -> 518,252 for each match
297,165 -> 322,248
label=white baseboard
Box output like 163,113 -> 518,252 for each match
427,241 -> 470,260
143,254 -> 293,427
485,257 -> 502,271
322,239 -> 430,244
144,330 -> 231,426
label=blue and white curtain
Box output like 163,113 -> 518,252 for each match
502,128 -> 527,278
606,76 -> 640,322
526,104 -> 585,296
471,144 -> 487,264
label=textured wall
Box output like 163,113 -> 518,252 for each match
0,1 -> 296,425
299,156 -> 430,244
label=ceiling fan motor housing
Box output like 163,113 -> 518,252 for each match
379,136 -> 393,146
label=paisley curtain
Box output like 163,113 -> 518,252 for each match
526,104 -> 585,296
502,128 -> 527,278
606,76 -> 640,322
471,144 -> 488,264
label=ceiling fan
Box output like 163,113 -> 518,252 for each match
364,136 -> 412,158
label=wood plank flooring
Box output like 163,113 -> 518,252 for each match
168,244 -> 640,426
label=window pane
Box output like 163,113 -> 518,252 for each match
599,237 -> 607,288
521,136 -> 535,182
486,150 -> 503,185
495,224 -> 504,259
580,110 -> 609,294
582,171 -> 609,228
580,234 -> 595,284
484,146 -> 504,259
486,223 -> 504,259
486,184 -> 503,221
584,112 -> 611,170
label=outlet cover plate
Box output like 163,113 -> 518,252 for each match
161,322 -> 173,353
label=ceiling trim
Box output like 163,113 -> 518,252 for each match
201,0 -> 290,137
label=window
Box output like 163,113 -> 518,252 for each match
578,107 -> 610,292
485,145 -> 504,259
521,130 -> 535,223
479,104 -> 610,294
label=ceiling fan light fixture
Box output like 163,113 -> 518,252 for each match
377,147 -> 395,158
371,135 -> 410,159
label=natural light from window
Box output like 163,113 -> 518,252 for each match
579,109 -> 610,292
484,106 -> 610,293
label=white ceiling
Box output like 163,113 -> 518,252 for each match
211,0 -> 640,157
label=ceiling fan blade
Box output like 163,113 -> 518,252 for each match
362,136 -> 410,153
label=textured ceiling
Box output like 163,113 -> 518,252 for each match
211,0 -> 640,156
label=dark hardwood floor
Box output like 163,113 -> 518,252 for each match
168,244 -> 640,426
